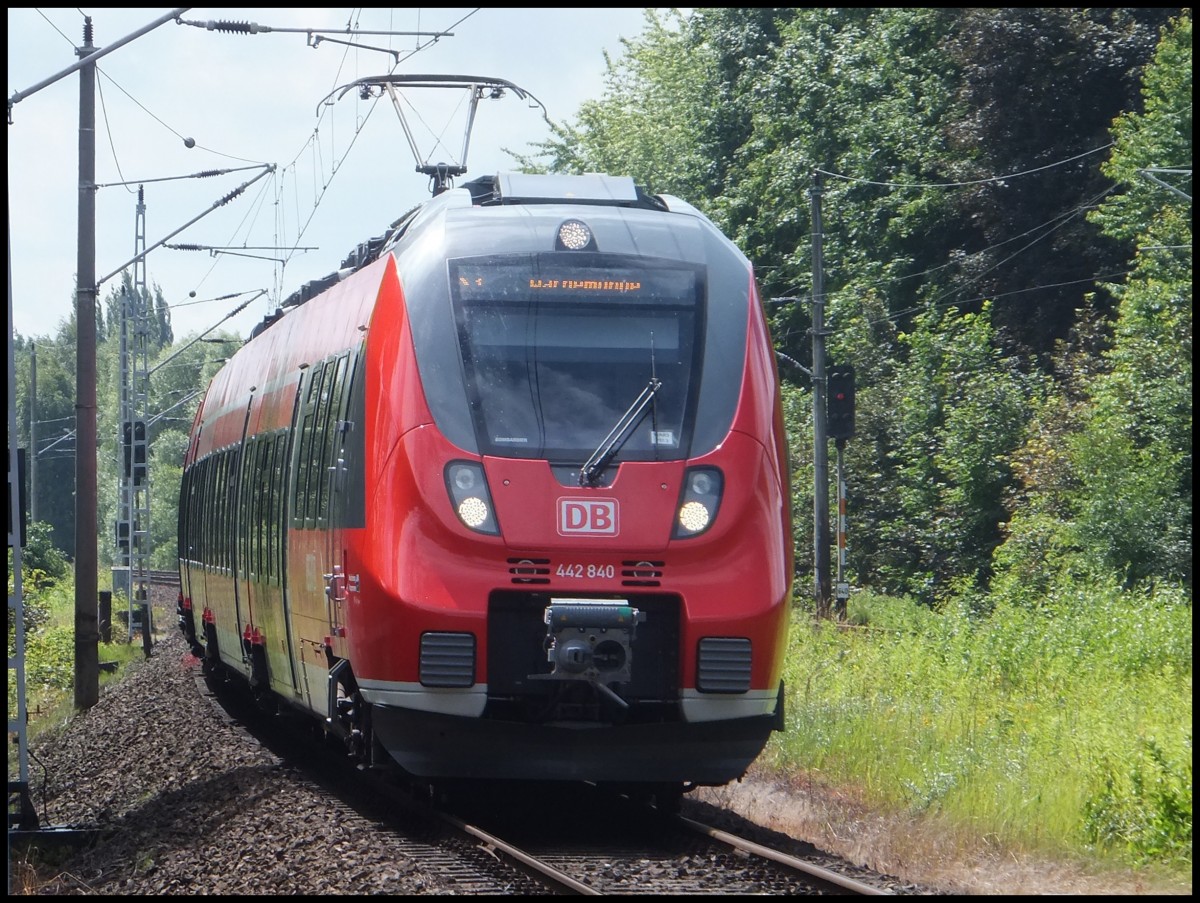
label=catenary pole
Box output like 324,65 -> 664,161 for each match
74,17 -> 99,709
29,343 -> 37,522
810,171 -> 832,619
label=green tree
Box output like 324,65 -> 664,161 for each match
16,521 -> 70,584
940,8 -> 1179,353
14,326 -> 80,555
523,8 -> 707,200
534,8 -> 1180,600
868,305 -> 1039,601
994,12 -> 1192,593
1077,11 -> 1191,585
148,428 -> 189,566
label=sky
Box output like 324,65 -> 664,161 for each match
7,7 -> 659,343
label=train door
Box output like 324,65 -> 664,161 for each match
288,359 -> 343,712
276,379 -> 306,704
177,459 -> 204,659
238,427 -> 301,697
230,395 -> 259,684
235,434 -> 258,683
319,351 -> 353,652
268,429 -> 300,694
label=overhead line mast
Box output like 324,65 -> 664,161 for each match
116,187 -> 153,656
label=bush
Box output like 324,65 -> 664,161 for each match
24,625 -> 77,690
1082,737 -> 1193,867
846,589 -> 938,633
19,522 -> 70,583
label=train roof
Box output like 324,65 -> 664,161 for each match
267,172 -> 672,321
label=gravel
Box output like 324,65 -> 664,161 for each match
14,627 -> 461,895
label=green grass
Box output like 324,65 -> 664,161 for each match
771,584 -> 1192,877
8,573 -> 149,754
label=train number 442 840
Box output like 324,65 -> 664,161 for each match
556,563 -> 616,579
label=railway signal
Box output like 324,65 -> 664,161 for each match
827,364 -> 855,440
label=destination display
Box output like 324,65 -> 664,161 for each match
451,256 -> 698,305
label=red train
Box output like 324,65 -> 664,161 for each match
178,171 -> 793,802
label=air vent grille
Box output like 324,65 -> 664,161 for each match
419,632 -> 476,687
697,637 -> 751,693
508,558 -> 551,584
622,560 -> 664,587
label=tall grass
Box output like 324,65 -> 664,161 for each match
7,572 -> 148,750
771,583 -> 1191,875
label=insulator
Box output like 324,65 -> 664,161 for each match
216,186 -> 246,207
204,20 -> 266,35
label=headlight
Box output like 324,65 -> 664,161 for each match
445,461 -> 499,535
672,466 -> 723,539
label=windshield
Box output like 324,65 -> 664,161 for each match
450,255 -> 704,464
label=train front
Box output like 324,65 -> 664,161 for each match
350,174 -> 793,788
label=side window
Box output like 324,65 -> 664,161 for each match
199,456 -> 210,565
199,455 -> 213,566
295,363 -> 325,527
183,462 -> 196,563
215,452 -> 226,570
244,437 -> 267,580
216,451 -> 227,570
317,353 -> 349,523
239,438 -> 253,577
212,454 -> 222,565
267,431 -> 286,584
252,437 -> 266,581
336,348 -> 367,529
224,448 -> 238,571
178,467 -> 190,564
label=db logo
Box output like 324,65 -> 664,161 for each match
558,498 -> 619,535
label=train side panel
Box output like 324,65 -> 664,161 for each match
182,255 -> 391,715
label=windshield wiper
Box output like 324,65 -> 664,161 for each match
578,378 -> 662,487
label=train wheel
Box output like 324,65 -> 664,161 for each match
603,781 -> 685,813
653,782 -> 685,814
200,658 -> 239,707
252,683 -> 280,715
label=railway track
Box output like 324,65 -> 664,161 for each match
437,801 -> 894,895
674,812 -> 893,895
167,561 -> 907,893
430,781 -> 895,895
144,568 -> 181,586
199,662 -> 905,895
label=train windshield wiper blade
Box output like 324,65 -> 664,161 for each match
578,378 -> 662,488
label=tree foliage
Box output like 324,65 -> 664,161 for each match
996,12 -> 1192,593
529,7 -> 1191,605
865,305 -> 1043,601
14,272 -> 215,570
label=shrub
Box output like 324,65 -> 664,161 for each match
1082,737 -> 1193,867
24,625 -> 77,690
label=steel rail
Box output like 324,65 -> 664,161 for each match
676,813 -> 893,895
435,810 -> 601,895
